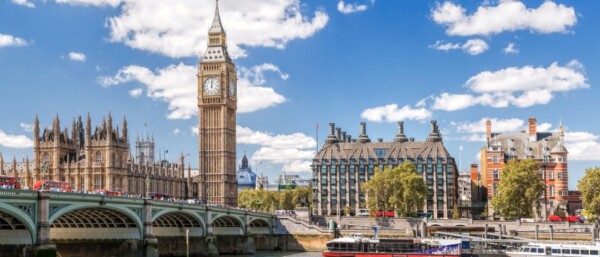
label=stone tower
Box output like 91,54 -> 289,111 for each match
197,0 -> 238,206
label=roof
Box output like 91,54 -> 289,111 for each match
488,131 -> 566,158
314,140 -> 453,162
209,0 -> 225,34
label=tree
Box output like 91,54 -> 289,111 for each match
452,204 -> 460,219
292,186 -> 312,209
361,161 -> 426,218
279,189 -> 295,210
490,158 -> 544,219
578,167 -> 600,218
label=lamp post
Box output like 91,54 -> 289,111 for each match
41,161 -> 49,190
542,161 -> 548,222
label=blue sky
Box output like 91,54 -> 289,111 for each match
0,0 -> 598,189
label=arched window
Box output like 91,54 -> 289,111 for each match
95,151 -> 103,163
42,152 -> 50,163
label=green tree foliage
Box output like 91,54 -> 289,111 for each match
237,186 -> 313,212
578,167 -> 600,217
292,186 -> 312,208
279,189 -> 295,210
361,161 -> 427,218
452,204 -> 460,219
490,159 -> 544,219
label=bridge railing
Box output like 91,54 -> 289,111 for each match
0,189 -> 40,198
48,191 -> 146,204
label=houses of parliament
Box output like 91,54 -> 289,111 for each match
0,113 -> 191,199
0,0 -> 239,204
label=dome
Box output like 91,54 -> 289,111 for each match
551,143 -> 568,154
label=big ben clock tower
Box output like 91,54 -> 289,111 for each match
197,0 -> 237,206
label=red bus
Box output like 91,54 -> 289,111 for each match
148,192 -> 170,200
0,176 -> 21,189
33,180 -> 71,192
375,211 -> 395,217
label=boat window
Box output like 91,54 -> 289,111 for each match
552,249 -> 559,254
591,250 -> 599,255
572,249 -> 581,255
537,248 -> 544,253
582,250 -> 590,255
561,249 -> 570,254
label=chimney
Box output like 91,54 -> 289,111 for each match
357,122 -> 370,143
341,131 -> 347,142
336,128 -> 342,140
528,117 -> 537,141
325,123 -> 339,144
377,138 -> 383,142
486,119 -> 492,139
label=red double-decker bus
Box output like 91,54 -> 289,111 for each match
33,180 -> 71,192
0,176 -> 21,189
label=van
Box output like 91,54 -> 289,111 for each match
358,208 -> 369,217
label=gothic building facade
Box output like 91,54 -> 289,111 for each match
196,1 -> 238,206
0,113 -> 190,198
312,121 -> 459,219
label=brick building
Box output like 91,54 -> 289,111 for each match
481,117 -> 568,220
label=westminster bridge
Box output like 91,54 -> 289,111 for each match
0,189 -> 280,257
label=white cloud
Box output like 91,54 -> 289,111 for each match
462,39 -> 488,55
83,0 -> 329,58
0,34 -> 28,48
172,128 -> 181,135
455,118 -> 525,133
237,125 -> 316,173
361,104 -> 432,123
503,42 -> 519,54
0,130 -> 34,148
430,40 -> 461,51
430,39 -> 489,55
432,1 -> 577,36
128,88 -> 143,98
54,0 -> 122,7
432,61 -> 588,111
432,93 -> 478,111
19,123 -> 34,132
68,52 -> 86,62
537,123 -> 552,132
98,62 -> 287,119
564,131 -> 600,161
337,0 -> 370,14
190,125 -> 198,135
11,0 -> 35,8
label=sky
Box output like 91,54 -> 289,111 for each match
0,0 -> 598,189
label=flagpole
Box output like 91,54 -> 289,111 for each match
316,122 -> 319,153
459,145 -> 463,172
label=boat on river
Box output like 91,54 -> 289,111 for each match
323,234 -> 461,257
507,242 -> 600,257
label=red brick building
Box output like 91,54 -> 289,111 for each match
480,117 -> 568,220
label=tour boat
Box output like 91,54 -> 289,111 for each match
323,234 -> 461,257
508,242 -> 600,257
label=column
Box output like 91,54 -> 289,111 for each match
143,199 -> 158,257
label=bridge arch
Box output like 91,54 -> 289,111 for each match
210,215 -> 245,235
247,218 -> 271,235
49,204 -> 143,240
0,202 -> 35,245
152,210 -> 205,237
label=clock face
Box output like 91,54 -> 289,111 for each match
203,77 -> 220,96
229,79 -> 235,97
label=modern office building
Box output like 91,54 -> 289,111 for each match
481,117 -> 569,219
312,121 -> 459,219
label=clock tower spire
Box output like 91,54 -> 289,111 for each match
197,0 -> 238,206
